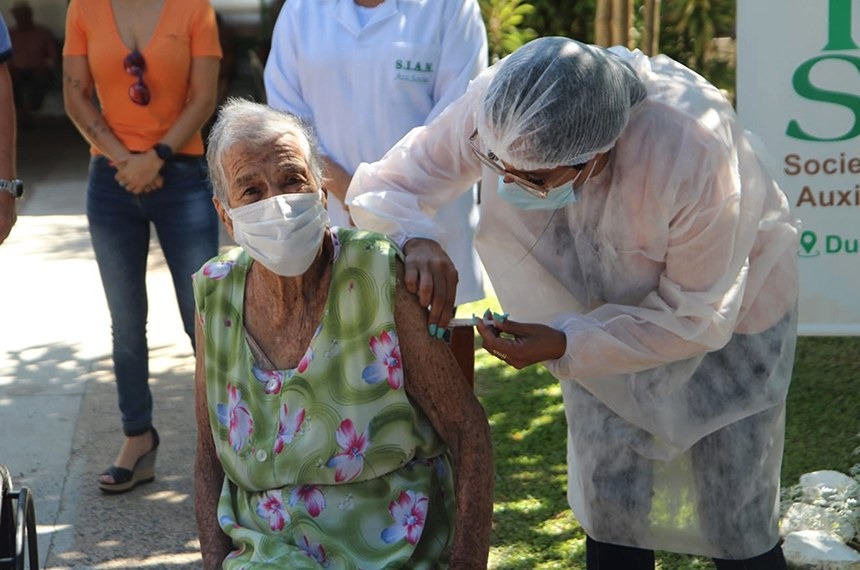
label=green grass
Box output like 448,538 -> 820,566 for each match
783,337 -> 860,483
458,297 -> 860,569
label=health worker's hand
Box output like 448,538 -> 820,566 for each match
475,309 -> 567,369
402,237 -> 458,331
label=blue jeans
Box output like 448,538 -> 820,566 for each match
87,155 -> 219,436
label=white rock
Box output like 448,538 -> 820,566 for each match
782,530 -> 860,570
800,471 -> 857,494
781,502 -> 857,543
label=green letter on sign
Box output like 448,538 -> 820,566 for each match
824,0 -> 858,51
787,55 -> 860,142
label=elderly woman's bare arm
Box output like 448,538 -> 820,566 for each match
394,263 -> 494,568
193,315 -> 234,569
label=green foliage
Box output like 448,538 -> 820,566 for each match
479,0 -> 540,62
523,0 -> 595,44
665,0 -> 716,67
658,0 -> 736,93
476,0 -> 738,97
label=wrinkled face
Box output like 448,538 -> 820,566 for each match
214,132 -> 321,236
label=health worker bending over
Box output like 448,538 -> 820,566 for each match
193,99 -> 493,569
347,36 -> 800,569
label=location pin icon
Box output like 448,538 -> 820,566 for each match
800,230 -> 817,254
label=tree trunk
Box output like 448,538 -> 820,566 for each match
611,0 -> 626,46
595,0 -> 611,47
642,0 -> 662,55
627,0 -> 635,48
595,0 -> 631,47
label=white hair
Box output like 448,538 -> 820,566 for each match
206,98 -> 324,204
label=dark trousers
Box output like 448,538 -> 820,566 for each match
585,536 -> 788,570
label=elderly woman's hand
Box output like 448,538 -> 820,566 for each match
475,309 -> 567,369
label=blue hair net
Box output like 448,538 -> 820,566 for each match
478,37 -> 647,170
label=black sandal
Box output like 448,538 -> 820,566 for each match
98,428 -> 160,494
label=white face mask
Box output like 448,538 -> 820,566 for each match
228,191 -> 329,277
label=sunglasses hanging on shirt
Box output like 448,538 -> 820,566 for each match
124,50 -> 151,106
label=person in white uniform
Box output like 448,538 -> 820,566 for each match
263,0 -> 486,323
347,36 -> 800,569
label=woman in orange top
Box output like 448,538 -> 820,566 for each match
63,0 -> 221,494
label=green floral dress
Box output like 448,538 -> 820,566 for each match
193,228 -> 456,569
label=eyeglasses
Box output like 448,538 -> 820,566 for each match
124,50 -> 151,106
467,129 -> 587,198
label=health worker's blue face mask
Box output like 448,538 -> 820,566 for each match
498,176 -> 577,210
497,158 -> 598,210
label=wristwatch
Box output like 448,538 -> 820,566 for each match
0,179 -> 24,199
153,143 -> 174,162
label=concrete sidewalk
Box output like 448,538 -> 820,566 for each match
0,117 -> 211,569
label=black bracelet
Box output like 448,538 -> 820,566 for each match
153,143 -> 174,161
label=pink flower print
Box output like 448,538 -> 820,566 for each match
298,535 -> 328,565
222,384 -> 253,452
297,324 -> 324,373
256,490 -> 290,531
289,485 -> 326,517
252,365 -> 286,395
273,403 -> 306,454
325,419 -> 369,482
361,330 -> 403,390
381,490 -> 429,545
297,346 -> 314,374
203,260 -> 235,280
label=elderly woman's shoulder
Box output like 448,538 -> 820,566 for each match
331,226 -> 403,259
193,247 -> 249,288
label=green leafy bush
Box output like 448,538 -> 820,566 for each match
479,0 -> 539,61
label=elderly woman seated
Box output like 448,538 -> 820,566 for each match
192,98 -> 494,569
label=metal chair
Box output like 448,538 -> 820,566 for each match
0,465 -> 38,570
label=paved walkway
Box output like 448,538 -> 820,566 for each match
0,117 -> 217,569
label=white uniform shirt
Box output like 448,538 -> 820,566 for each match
347,47 -> 801,559
264,0 -> 487,305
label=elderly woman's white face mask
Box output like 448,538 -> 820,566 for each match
228,191 -> 329,276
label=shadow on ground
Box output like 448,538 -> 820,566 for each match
50,346 -> 200,570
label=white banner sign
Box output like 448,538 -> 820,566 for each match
738,0 -> 860,335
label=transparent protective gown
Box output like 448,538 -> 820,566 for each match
347,48 -> 800,559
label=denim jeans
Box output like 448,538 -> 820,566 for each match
87,155 -> 219,436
